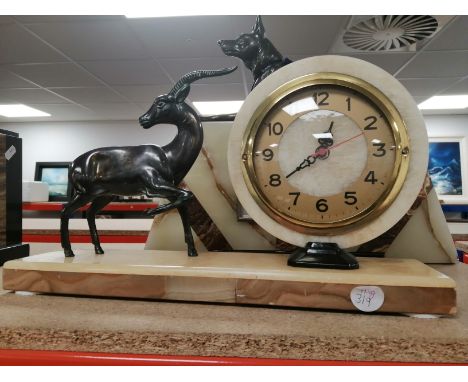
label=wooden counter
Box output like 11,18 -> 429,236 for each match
0,261 -> 467,363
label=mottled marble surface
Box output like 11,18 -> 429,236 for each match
0,263 -> 466,362
2,250 -> 456,287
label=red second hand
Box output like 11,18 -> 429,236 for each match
312,131 -> 365,157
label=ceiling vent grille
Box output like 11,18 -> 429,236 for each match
343,15 -> 438,51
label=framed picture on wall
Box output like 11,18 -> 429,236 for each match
34,162 -> 72,202
428,138 -> 467,201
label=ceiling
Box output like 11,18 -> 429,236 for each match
0,14 -> 467,122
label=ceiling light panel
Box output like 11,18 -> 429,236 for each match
0,104 -> 51,117
192,101 -> 243,115
418,95 -> 468,110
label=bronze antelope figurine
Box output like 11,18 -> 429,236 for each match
60,66 -> 237,257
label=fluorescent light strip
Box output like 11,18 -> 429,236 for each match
418,95 -> 468,110
0,104 -> 51,118
192,101 -> 243,115
125,12 -> 204,18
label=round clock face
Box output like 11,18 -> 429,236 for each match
242,76 -> 409,234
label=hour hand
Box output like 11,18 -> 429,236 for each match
286,122 -> 335,179
286,168 -> 299,179
285,156 -> 315,179
286,143 -> 332,179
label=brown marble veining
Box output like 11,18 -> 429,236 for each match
357,174 -> 433,253
183,192 -> 233,251
201,148 -> 237,210
274,239 -> 297,252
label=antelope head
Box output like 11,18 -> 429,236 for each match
139,66 -> 237,129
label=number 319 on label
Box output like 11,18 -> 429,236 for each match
350,285 -> 385,312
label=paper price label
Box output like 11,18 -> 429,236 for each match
5,145 -> 16,161
350,285 -> 384,312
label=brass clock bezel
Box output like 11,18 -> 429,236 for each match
240,72 -> 410,235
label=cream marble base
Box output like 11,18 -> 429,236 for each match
2,250 -> 456,315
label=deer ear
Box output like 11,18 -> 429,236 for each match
175,84 -> 190,103
252,15 -> 265,37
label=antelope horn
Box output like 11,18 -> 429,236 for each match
169,66 -> 237,97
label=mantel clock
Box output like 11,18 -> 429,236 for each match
228,56 -> 428,269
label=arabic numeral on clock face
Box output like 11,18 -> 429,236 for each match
364,116 -> 378,130
372,142 -> 386,157
289,192 -> 300,205
316,198 -> 328,212
269,174 -> 281,187
262,148 -> 274,161
344,191 -> 357,205
346,97 -> 351,111
268,122 -> 283,136
364,171 -> 378,184
312,91 -> 329,106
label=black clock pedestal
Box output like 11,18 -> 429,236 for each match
288,242 -> 359,270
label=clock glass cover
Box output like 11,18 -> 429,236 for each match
242,74 -> 410,234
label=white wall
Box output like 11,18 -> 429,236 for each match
2,120 -> 177,181
2,114 -> 468,182
424,114 -> 468,137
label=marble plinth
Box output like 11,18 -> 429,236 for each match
2,250 -> 456,315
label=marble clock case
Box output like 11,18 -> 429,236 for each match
146,56 -> 456,264
145,120 -> 456,264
